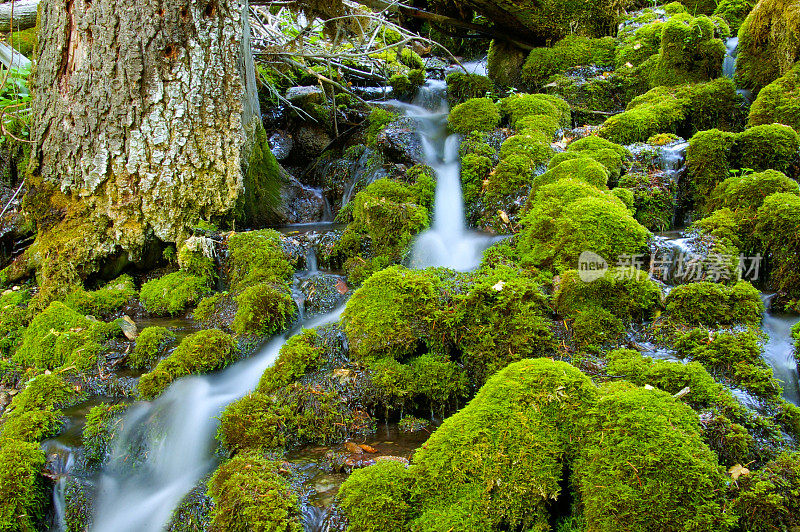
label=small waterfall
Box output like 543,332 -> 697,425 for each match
409,81 -> 494,271
723,37 -> 738,79
306,247 -> 318,273
761,294 -> 800,406
91,307 -> 346,532
42,441 -> 75,532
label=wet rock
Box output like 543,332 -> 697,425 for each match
273,175 -> 325,224
294,125 -> 333,159
301,274 -> 347,316
376,117 -> 425,165
269,130 -> 293,161
285,86 -> 325,107
120,315 -> 138,340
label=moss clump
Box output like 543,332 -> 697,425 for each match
0,439 -> 47,531
342,359 -> 599,530
686,128 -> 738,212
365,108 -> 397,145
447,98 -> 501,134
574,385 -> 736,531
617,172 -> 675,232
606,348 -> 725,407
62,274 -> 137,317
140,271 -> 211,316
749,63 -> 800,132
519,180 -> 651,271
82,403 -> 127,464
216,392 -> 285,453
0,373 -> 83,443
664,281 -> 763,327
0,288 -> 30,358
499,93 -> 571,128
530,158 -> 609,197
13,301 -> 120,371
207,452 -> 302,532
137,330 -> 237,399
520,35 -> 616,87
755,193 -> 800,310
231,282 -> 296,336
571,306 -> 625,351
675,328 -> 781,398
733,452 -> 800,531
445,72 -> 494,106
339,460 -> 411,532
713,0 -> 756,33
342,266 -> 443,361
734,124 -> 800,173
547,135 -> 630,180
257,329 -> 322,393
649,15 -> 726,87
554,268 -> 663,321
735,0 -> 800,95
598,79 -> 744,144
129,326 -> 177,370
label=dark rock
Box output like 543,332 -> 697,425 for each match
300,273 -> 348,316
274,175 -> 325,224
376,117 -> 425,165
294,125 -> 332,159
285,86 -> 325,107
269,130 -> 294,161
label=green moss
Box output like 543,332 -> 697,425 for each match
499,93 -> 571,128
555,267 -> 663,320
129,326 -> 176,370
519,180 -> 651,271
615,21 -> 665,69
445,72 -> 494,106
1,373 -> 83,442
227,230 -> 294,292
516,113 -> 561,138
207,452 -> 302,532
712,0 -> 755,33
216,392 -> 285,453
755,192 -> 800,310
365,108 -> 397,145
140,271 -> 211,316
137,330 -> 237,399
665,281 -> 763,327
735,0 -> 800,95
649,15 -> 726,87
549,135 -> 630,180
231,282 -> 296,336
487,39 -> 527,87
62,275 -> 137,317
447,98 -> 501,134
749,63 -> 800,132
389,74 -> 414,97
675,328 -> 781,398
733,452 -> 800,531
0,288 -> 30,358
574,385 -> 736,531
239,125 -> 283,227
82,403 -> 127,464
606,348 -> 726,407
734,123 -> 800,173
531,158 -> 609,197
571,305 -> 625,352
0,439 -> 46,532
13,302 -> 120,371
521,35 -> 616,87
686,128 -> 738,212
339,460 -> 411,532
257,329 -> 322,393
448,268 -> 555,386
343,266 -> 442,361
617,172 -> 675,232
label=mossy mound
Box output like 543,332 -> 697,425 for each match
129,326 -> 177,370
735,0 -> 800,95
227,230 -> 294,291
687,124 -> 800,213
62,274 -> 137,317
140,271 -> 212,317
499,93 -> 571,128
518,179 -> 651,271
0,373 -> 83,442
554,268 -> 663,320
0,288 -> 31,359
137,330 -> 237,399
342,266 -> 444,361
713,0 -> 756,33
755,192 -> 800,310
521,35 -> 616,87
0,439 -> 47,531
231,282 -> 296,337
598,79 -> 745,144
448,98 -> 501,135
445,73 -> 494,106
448,267 -> 556,386
574,385 -> 736,531
341,359 -> 598,531
616,171 -> 676,232
649,15 -> 726,87
547,135 -> 630,180
531,158 -> 610,197
339,460 -> 411,532
748,63 -> 800,132
733,451 -> 800,531
82,403 -> 127,464
664,280 -> 763,327
257,329 -> 322,393
207,452 -> 302,532
13,301 -> 121,371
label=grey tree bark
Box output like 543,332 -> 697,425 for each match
29,0 -> 261,263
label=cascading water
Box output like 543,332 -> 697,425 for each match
761,294 -> 800,406
723,37 -> 738,79
90,307 -> 345,532
406,80 -> 495,270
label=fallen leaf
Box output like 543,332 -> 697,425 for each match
729,464 -> 750,480
358,444 -> 378,453
344,442 -> 363,454
492,280 -> 506,292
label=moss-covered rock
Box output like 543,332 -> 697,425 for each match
339,460 -> 411,532
554,267 -> 663,320
82,403 -> 127,464
732,451 -> 800,531
216,392 -> 285,453
257,329 -> 322,394
0,288 -> 30,359
499,93 -> 571,128
713,0 -> 756,32
735,0 -> 800,95
755,192 -> 800,310
13,301 -> 120,371
227,230 -> 294,292
664,280 -> 763,327
748,63 -> 800,132
207,452 -> 302,532
137,330 -> 237,399
62,274 -> 137,317
140,271 -> 212,316
129,326 -> 177,370
520,35 -> 616,87
617,171 -> 676,232
649,15 -> 726,87
531,158 -> 609,197
447,98 -> 501,134
231,282 -> 296,337
574,385 -> 736,531
547,135 -> 630,180
0,439 -> 47,531
0,373 -> 83,442
445,72 -> 494,106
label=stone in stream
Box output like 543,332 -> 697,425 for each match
119,316 -> 138,341
376,117 -> 425,165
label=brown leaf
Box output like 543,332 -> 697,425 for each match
358,444 -> 378,454
344,441 -> 363,454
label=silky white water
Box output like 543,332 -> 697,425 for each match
91,307 -> 345,532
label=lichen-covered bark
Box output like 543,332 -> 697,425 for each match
31,0 -> 259,260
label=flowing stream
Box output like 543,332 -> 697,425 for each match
90,307 -> 345,532
761,295 -> 800,406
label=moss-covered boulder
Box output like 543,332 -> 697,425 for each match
713,0 -> 756,33
732,452 -> 800,531
128,326 -> 177,370
735,0 -> 800,94
445,72 -> 494,106
62,274 -> 137,317
554,268 -> 663,320
755,192 -> 800,310
13,301 -> 121,371
339,460 -> 411,532
0,288 -> 30,359
137,330 -> 237,399
574,385 -> 736,531
82,403 -> 127,465
664,280 -> 763,327
649,15 -> 726,87
749,63 -> 800,132
547,135 -> 630,180
140,270 -> 212,317
520,35 -> 616,87
447,98 -> 501,134
0,373 -> 83,442
0,439 -> 47,531
207,452 -> 302,532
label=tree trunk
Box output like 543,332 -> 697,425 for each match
24,0 -> 263,290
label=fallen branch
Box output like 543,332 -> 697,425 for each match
0,0 -> 39,32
